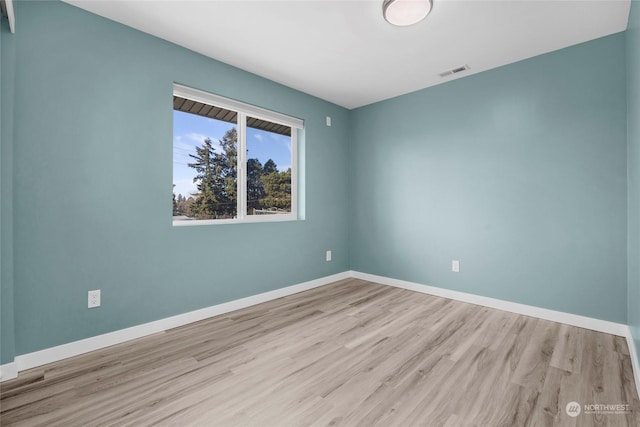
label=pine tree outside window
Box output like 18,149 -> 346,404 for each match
172,84 -> 302,225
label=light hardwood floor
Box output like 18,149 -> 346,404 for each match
1,279 -> 639,426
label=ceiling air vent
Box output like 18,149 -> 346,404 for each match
439,64 -> 470,78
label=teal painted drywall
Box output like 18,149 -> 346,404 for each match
628,0 -> 640,365
9,1 -> 350,355
2,0 -> 637,367
1,19 -> 16,365
350,34 -> 628,323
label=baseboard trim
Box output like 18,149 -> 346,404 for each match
626,327 -> 640,400
0,362 -> 18,381
349,271 -> 628,337
4,271 -> 351,381
2,270 -> 634,387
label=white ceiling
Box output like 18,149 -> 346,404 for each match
64,0 -> 631,109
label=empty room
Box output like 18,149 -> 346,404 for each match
1,0 -> 639,425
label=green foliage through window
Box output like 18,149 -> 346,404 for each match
172,89 -> 297,224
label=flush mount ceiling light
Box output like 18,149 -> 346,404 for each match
383,0 -> 432,27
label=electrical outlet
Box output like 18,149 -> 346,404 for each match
452,260 -> 460,273
326,250 -> 332,262
88,289 -> 101,308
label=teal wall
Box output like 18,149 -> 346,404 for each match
350,34 -> 628,323
628,0 -> 640,365
1,0 -> 638,367
6,1 -> 350,358
1,19 -> 16,365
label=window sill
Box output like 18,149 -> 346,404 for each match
172,214 -> 298,227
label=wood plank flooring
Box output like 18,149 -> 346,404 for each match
1,279 -> 639,426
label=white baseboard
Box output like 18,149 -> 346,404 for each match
0,362 -> 17,381
349,271 -> 629,337
626,328 -> 640,400
2,269 -> 636,391
2,271 -> 351,381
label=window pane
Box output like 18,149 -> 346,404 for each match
246,117 -> 292,216
173,109 -> 237,221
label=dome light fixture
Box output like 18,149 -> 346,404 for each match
383,0 -> 433,27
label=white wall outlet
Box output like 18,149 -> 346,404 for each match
326,116 -> 332,127
452,260 -> 460,273
326,250 -> 332,262
88,289 -> 101,308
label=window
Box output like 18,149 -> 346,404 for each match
172,84 -> 302,225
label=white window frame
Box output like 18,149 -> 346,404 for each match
172,83 -> 302,226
